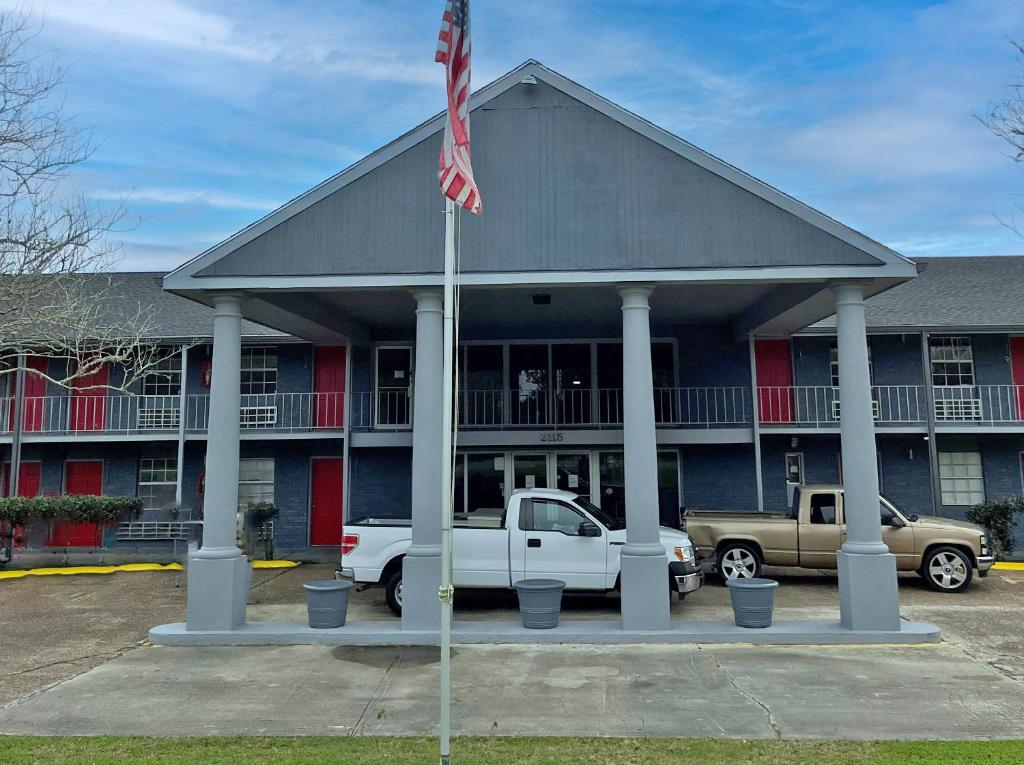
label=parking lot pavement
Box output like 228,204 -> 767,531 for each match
2,561 -> 1023,738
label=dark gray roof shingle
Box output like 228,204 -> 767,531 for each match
86,272 -> 286,340
809,255 -> 1024,331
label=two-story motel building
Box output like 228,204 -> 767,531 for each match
4,63 -> 1023,608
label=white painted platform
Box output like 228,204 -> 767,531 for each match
150,618 -> 941,646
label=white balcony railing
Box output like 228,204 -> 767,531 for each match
757,386 -> 927,427
2,395 -> 182,435
186,392 -> 346,433
3,384 -> 1021,436
933,385 -> 1024,424
348,387 -> 752,430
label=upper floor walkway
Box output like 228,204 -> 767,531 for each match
3,382 -> 1022,440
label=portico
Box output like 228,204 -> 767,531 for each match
153,61 -> 925,643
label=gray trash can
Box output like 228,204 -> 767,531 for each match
726,577 -> 779,628
514,579 -> 566,629
304,579 -> 353,629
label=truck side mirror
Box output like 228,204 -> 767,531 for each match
578,520 -> 601,537
889,515 -> 906,529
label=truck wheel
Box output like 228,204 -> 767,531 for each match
921,546 -> 973,593
717,542 -> 761,584
385,571 -> 403,616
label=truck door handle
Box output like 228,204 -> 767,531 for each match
527,538 -> 541,548
610,541 -> 625,546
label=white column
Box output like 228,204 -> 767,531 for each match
834,282 -> 900,631
402,290 -> 444,630
618,285 -> 670,630
186,293 -> 249,631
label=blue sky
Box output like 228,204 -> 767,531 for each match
8,0 -> 1024,269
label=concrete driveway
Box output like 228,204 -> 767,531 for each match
1,563 -> 1023,739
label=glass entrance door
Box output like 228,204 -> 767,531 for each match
513,453 -> 547,490
555,453 -> 591,500
376,347 -> 412,427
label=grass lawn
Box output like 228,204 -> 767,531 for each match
2,737 -> 1023,765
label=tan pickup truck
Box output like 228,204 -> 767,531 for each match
683,485 -> 994,593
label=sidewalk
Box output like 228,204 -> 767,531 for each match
1,641 -> 1022,739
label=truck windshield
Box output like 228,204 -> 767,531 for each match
574,496 -> 625,531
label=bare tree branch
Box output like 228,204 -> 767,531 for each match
982,38 -> 1024,238
0,12 -> 182,393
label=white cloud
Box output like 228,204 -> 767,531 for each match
92,186 -> 281,210
13,0 -> 439,84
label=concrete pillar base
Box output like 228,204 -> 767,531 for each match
838,550 -> 900,631
401,551 -> 441,630
620,549 -> 671,631
186,552 -> 250,631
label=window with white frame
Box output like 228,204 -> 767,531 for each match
240,347 -> 278,395
929,337 -> 975,387
938,451 -> 985,506
238,458 -> 274,509
829,343 -> 873,388
142,351 -> 182,396
138,458 -> 177,509
785,453 -> 804,485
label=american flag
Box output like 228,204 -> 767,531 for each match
435,0 -> 481,215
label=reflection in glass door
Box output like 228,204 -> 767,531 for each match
552,344 -> 592,425
463,345 -> 504,427
466,453 -> 506,514
513,453 -> 547,490
509,345 -> 548,425
375,347 -> 412,427
555,453 -> 591,500
597,450 -> 680,528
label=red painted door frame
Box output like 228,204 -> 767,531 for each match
1,461 -> 40,548
314,347 -> 347,428
755,339 -> 794,423
50,460 -> 103,547
309,457 -> 344,546
70,360 -> 108,432
14,356 -> 49,432
1010,337 -> 1024,418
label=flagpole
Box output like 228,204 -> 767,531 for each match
438,195 -> 456,765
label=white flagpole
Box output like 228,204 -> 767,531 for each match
438,195 -> 456,765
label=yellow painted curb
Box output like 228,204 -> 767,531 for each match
993,562 -> 1024,571
252,560 -> 300,569
0,560 -> 300,580
0,562 -> 182,580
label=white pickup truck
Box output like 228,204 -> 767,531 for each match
338,488 -> 703,615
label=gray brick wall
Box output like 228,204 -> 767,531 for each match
680,444 -> 758,511
348,447 -> 412,522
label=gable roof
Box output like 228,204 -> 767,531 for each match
70,272 -> 286,340
807,255 -> 1024,332
165,60 -> 914,289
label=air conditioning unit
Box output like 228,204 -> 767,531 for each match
831,399 -> 880,421
116,522 -> 189,541
934,398 -> 982,421
137,407 -> 181,429
240,405 -> 277,427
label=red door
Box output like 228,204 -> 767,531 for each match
1011,337 -> 1024,419
70,360 -> 108,431
14,356 -> 49,432
310,457 -> 344,546
314,347 -> 347,428
50,460 -> 103,547
1,461 -> 40,548
756,340 -> 794,423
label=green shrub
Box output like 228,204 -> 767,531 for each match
0,495 -> 143,526
244,501 -> 279,527
966,496 -> 1024,559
